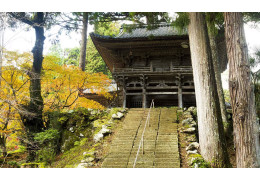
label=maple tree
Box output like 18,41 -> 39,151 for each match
0,50 -> 112,157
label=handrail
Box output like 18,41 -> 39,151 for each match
133,99 -> 155,168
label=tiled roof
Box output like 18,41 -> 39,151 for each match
90,24 -> 187,40
116,24 -> 187,39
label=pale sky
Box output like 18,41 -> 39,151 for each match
2,20 -> 260,90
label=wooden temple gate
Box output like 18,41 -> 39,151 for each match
91,24 -> 197,108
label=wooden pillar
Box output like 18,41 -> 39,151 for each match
178,76 -> 183,108
150,61 -> 153,72
142,88 -> 146,108
142,75 -> 146,108
113,63 -> 115,73
123,77 -> 126,108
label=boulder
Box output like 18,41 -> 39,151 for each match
100,125 -> 111,135
183,127 -> 196,134
81,157 -> 95,163
117,112 -> 124,118
187,150 -> 198,155
77,162 -> 94,168
93,133 -> 103,143
112,112 -> 124,119
119,108 -> 127,113
69,127 -> 74,133
77,163 -> 88,168
187,136 -> 197,142
83,151 -> 96,157
112,113 -> 118,119
186,142 -> 200,151
182,118 -> 194,126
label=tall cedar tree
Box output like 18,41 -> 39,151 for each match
224,12 -> 260,168
188,12 -> 230,167
206,13 -> 228,126
79,12 -> 88,71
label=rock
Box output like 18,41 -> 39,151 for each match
93,133 -> 103,143
79,133 -> 84,137
187,106 -> 196,112
112,112 -> 124,119
194,163 -> 199,168
119,108 -> 126,113
77,163 -> 88,168
91,109 -> 100,115
69,127 -> 74,133
187,136 -> 197,142
186,142 -> 200,151
182,118 -> 194,126
117,112 -> 124,118
183,111 -> 192,119
187,150 -> 198,155
77,162 -> 94,168
100,125 -> 111,135
81,157 -> 95,163
83,151 -> 96,157
112,113 -> 118,119
183,127 -> 196,134
190,122 -> 197,127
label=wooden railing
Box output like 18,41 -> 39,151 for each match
113,66 -> 192,73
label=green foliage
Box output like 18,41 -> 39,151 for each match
205,12 -> 225,36
34,129 -> 60,165
223,89 -> 231,104
94,21 -> 120,36
171,12 -> 189,33
63,47 -> 80,66
34,129 -> 60,144
7,160 -> 20,168
243,12 -> 260,23
74,141 -> 80,146
86,39 -> 112,78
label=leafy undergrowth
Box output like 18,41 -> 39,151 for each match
50,108 -> 126,168
0,152 -> 27,168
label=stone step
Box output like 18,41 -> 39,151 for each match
102,108 -> 180,168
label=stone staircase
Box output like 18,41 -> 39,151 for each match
102,108 -> 180,168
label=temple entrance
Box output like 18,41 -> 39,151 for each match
147,95 -> 178,107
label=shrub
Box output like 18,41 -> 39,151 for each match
34,129 -> 60,165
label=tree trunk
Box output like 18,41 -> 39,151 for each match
224,12 -> 260,168
24,13 -> 45,161
206,20 -> 228,127
0,134 -> 7,157
79,12 -> 89,71
188,12 -> 230,167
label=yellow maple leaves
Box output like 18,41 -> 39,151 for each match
0,51 -> 113,139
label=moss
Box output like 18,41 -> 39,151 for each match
188,154 -> 211,168
21,162 -> 45,168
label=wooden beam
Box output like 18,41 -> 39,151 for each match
146,92 -> 178,95
123,77 -> 126,108
178,80 -> 183,108
182,92 -> 195,94
126,93 -> 143,95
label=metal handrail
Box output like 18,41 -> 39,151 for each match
133,99 -> 155,168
